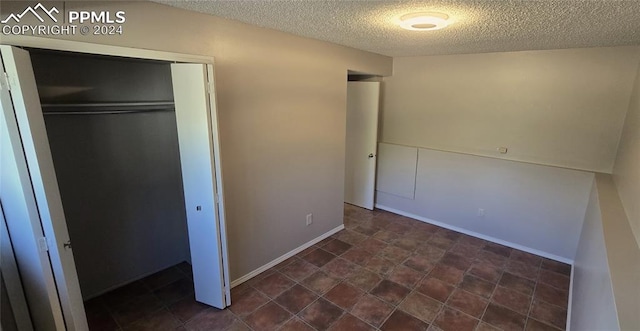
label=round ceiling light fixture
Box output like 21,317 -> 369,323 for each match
399,12 -> 450,31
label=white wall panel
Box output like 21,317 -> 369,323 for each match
377,148 -> 593,260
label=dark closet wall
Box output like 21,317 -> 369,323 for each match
30,50 -> 190,298
30,50 -> 173,104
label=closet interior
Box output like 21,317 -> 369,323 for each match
29,49 -> 193,301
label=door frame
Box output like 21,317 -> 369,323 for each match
1,36 -> 231,327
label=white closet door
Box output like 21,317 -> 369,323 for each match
1,205 -> 34,331
171,63 -> 228,308
1,46 -> 87,330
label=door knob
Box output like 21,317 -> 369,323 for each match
368,153 -> 375,158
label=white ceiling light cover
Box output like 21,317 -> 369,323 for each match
399,12 -> 450,31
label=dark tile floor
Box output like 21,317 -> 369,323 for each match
86,204 -> 571,330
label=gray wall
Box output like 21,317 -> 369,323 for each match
29,49 -> 174,104
44,112 -> 190,299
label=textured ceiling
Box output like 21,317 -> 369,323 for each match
152,0 -> 640,57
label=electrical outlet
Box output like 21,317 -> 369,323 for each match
477,208 -> 485,217
306,213 -> 313,226
497,147 -> 508,154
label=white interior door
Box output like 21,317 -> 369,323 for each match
345,81 -> 380,210
171,63 -> 229,309
1,45 -> 87,330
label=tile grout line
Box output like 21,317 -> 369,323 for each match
446,237 -> 490,330
478,260 -> 507,331
526,264 -> 542,330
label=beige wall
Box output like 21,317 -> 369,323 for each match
613,58 -> 640,247
382,47 -> 640,172
2,1 -> 392,281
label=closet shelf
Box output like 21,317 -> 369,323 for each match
41,101 -> 175,115
41,101 -> 175,108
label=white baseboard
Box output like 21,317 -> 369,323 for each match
375,204 -> 573,265
230,225 -> 345,288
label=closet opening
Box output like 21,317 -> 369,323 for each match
31,47 -> 194,321
0,44 -> 229,328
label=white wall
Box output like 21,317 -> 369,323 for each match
1,1 -> 393,281
570,174 -> 640,330
376,148 -> 594,261
613,57 -> 640,247
595,175 -> 640,330
382,47 -> 640,173
570,179 -> 619,330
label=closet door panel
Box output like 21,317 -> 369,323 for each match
172,63 -> 226,308
1,50 -> 59,331
0,205 -> 34,331
1,45 -> 87,330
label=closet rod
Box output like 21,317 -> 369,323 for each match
41,101 -> 175,108
43,108 -> 174,116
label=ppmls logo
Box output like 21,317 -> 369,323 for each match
2,2 -> 126,36
1,3 -> 59,24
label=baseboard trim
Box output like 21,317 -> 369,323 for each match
375,204 -> 574,265
230,225 -> 345,288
